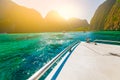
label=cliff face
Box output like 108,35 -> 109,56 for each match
0,0 -> 89,33
0,0 -> 44,33
44,11 -> 89,31
44,10 -> 68,32
68,18 -> 89,27
68,18 -> 89,31
90,0 -> 117,30
104,0 -> 120,30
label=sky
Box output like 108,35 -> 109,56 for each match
12,0 -> 105,23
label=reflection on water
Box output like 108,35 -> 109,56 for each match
0,32 -> 120,80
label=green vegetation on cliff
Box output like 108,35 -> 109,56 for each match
90,0 -> 116,30
104,1 -> 120,30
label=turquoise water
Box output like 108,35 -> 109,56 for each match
0,32 -> 120,80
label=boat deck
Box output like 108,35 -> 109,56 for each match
46,42 -> 120,80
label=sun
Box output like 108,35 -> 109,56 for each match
57,6 -> 76,20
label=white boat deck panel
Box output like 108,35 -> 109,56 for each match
46,42 -> 120,80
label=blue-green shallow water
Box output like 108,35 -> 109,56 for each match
0,32 -> 120,80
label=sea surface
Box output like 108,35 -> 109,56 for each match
0,32 -> 120,80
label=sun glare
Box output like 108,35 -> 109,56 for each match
57,7 -> 76,20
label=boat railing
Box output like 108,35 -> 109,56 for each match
28,40 -> 80,80
94,39 -> 120,44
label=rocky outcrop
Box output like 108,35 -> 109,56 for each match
104,0 -> 120,30
0,0 -> 89,33
0,0 -> 44,33
90,0 -> 116,30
